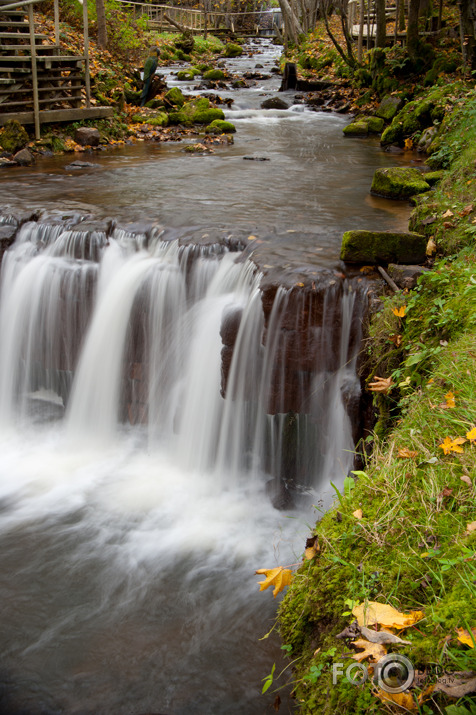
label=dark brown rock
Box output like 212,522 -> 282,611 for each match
13,148 -> 34,165
74,127 -> 101,147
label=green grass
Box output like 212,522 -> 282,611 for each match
277,84 -> 476,715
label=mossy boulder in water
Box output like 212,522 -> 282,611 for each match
0,120 -> 29,154
203,68 -> 226,81
340,230 -> 427,264
168,98 -> 225,125
343,115 -> 384,136
375,95 -> 403,121
205,119 -> 236,134
223,42 -> 243,58
371,167 -> 431,199
164,87 -> 185,108
177,68 -> 201,81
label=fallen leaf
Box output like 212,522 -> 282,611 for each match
461,475 -> 472,486
456,626 -> 476,647
404,137 -> 414,150
466,521 -> 476,533
466,427 -> 476,442
376,690 -> 417,710
368,376 -> 394,393
398,448 -> 418,459
418,685 -> 435,704
351,638 -> 387,662
392,305 -> 407,317
442,209 -> 454,218
353,509 -> 363,520
434,675 -> 476,697
352,601 -> 424,628
426,237 -> 437,256
389,334 -> 402,347
459,203 -> 474,216
247,235 -> 257,241
443,391 -> 456,408
304,535 -> 320,560
438,436 -> 467,455
255,567 -> 293,597
439,486 -> 453,498
360,626 -> 411,645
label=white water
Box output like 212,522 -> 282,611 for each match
0,211 -> 364,713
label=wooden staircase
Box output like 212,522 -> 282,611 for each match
0,0 -> 112,137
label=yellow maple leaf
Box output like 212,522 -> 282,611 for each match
351,638 -> 387,662
392,305 -> 407,318
426,237 -> 437,256
377,689 -> 417,710
444,391 -> 456,408
352,601 -> 424,628
398,448 -> 418,459
255,567 -> 293,597
404,137 -> 414,150
466,427 -> 476,442
438,436 -> 467,454
456,626 -> 476,647
368,376 -> 394,393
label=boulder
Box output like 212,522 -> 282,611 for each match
223,42 -> 243,58
387,263 -> 430,289
423,170 -> 445,185
375,95 -> 403,121
343,120 -> 369,136
164,87 -> 185,108
205,119 -> 236,134
261,97 -> 289,110
417,126 -> 438,153
0,120 -> 29,154
13,148 -> 34,165
168,98 -> 225,125
74,127 -> 100,147
203,69 -> 226,81
340,230 -> 427,264
371,167 -> 431,200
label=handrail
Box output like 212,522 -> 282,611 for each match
0,0 -> 48,11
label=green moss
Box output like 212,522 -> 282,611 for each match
164,87 -> 185,107
424,170 -> 445,185
371,167 -> 431,199
223,42 -> 243,58
343,120 -> 369,136
168,98 -> 225,125
375,95 -> 403,121
205,119 -> 236,134
148,113 -> 168,127
0,120 -> 29,154
340,229 -> 427,263
203,68 -> 226,81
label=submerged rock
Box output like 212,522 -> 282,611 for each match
340,230 -> 427,264
371,167 -> 431,199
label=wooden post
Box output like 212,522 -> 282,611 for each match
83,0 -> 91,107
28,3 -> 40,140
54,0 -> 59,45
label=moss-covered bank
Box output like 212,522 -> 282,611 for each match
277,86 -> 476,715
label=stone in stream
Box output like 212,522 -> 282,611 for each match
375,94 -> 403,121
13,148 -> 34,165
340,230 -> 427,264
387,263 -> 430,289
0,224 -> 17,261
65,160 -> 101,170
261,97 -> 289,110
371,167 -> 431,200
74,127 -> 101,147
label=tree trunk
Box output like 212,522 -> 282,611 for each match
407,0 -> 421,57
278,0 -> 304,44
95,0 -> 107,49
458,0 -> 476,72
375,0 -> 386,46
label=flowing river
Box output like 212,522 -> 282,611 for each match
0,40 -> 410,715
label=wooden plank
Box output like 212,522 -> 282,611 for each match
0,106 -> 113,125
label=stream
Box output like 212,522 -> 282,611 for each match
0,39 -> 411,715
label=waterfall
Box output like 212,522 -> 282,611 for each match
0,217 -> 367,500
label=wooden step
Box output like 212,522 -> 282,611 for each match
0,82 -> 84,94
0,32 -> 50,40
0,65 -> 31,72
0,95 -> 82,108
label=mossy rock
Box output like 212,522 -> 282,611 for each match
203,68 -> 226,81
371,167 -> 431,199
164,87 -> 185,107
223,42 -> 243,58
195,63 -> 212,73
343,120 -> 369,136
168,98 -> 225,125
340,230 -> 427,263
124,88 -> 142,105
423,170 -> 445,185
380,122 -> 404,146
367,116 -> 384,133
177,68 -> 201,81
0,120 -> 29,153
375,95 -> 403,121
148,113 -> 168,127
205,119 -> 236,134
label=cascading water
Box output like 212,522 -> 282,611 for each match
0,215 -> 366,713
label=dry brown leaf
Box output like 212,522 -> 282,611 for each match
456,626 -> 476,647
368,376 -> 394,393
376,689 -> 417,710
418,684 -> 435,704
398,448 -> 418,459
353,509 -> 363,520
351,638 -> 387,662
460,203 -> 474,216
389,333 -> 403,347
466,522 -> 476,533
442,209 -> 454,218
426,237 -> 437,256
352,601 -> 424,628
460,475 -> 472,486
434,675 -> 476,697
255,567 -> 293,597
